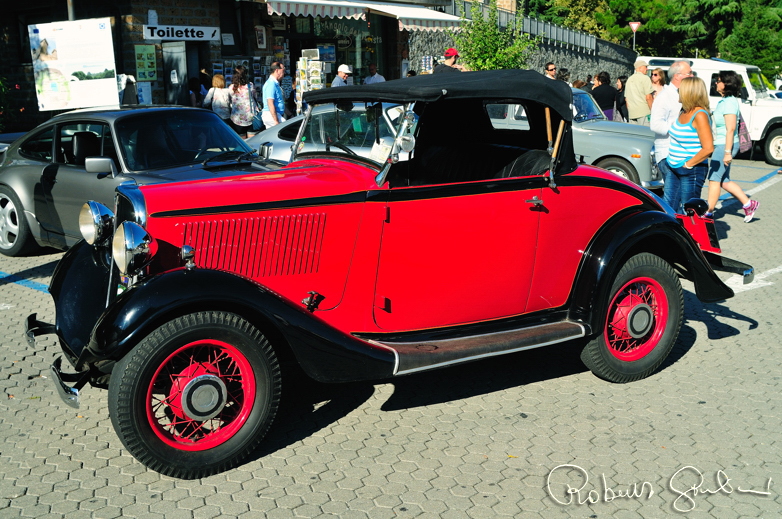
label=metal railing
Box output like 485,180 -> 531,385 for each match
435,1 -> 596,53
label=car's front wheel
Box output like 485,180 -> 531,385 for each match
0,186 -> 35,256
108,311 -> 281,478
595,157 -> 641,185
581,253 -> 683,383
764,128 -> 782,166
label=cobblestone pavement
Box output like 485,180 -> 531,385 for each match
1,160 -> 780,518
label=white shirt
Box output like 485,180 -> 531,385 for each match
365,73 -> 385,85
650,83 -> 681,162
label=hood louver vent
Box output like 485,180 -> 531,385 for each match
183,213 -> 326,277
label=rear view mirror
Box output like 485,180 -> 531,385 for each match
85,157 -> 118,178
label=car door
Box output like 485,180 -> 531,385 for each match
42,121 -> 125,240
373,178 -> 543,332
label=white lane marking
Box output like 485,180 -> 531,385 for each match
0,303 -> 13,310
719,175 -> 782,208
725,264 -> 782,294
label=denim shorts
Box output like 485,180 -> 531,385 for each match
708,144 -> 738,183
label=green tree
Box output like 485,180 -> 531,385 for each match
453,0 -> 539,71
720,0 -> 782,77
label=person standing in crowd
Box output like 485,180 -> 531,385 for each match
262,61 -> 286,129
582,74 -> 593,92
572,80 -> 587,89
625,60 -> 654,125
229,65 -> 255,138
556,68 -> 571,86
651,68 -> 667,99
188,77 -> 203,107
406,70 -> 417,77
651,60 -> 692,198
203,73 -> 231,124
364,63 -> 385,84
664,76 -> 714,212
544,62 -> 556,80
706,70 -> 760,221
433,48 -> 464,73
591,71 -> 617,120
615,75 -> 629,122
332,64 -> 351,87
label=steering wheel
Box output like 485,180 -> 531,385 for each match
330,142 -> 358,156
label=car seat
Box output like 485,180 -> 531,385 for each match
72,132 -> 102,166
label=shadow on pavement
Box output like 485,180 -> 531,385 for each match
0,259 -> 59,289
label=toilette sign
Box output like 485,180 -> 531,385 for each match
143,25 -> 220,41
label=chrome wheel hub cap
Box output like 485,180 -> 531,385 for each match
180,374 -> 228,421
627,303 -> 654,339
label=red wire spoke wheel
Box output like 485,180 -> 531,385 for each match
604,277 -> 668,362
581,253 -> 683,383
109,312 -> 280,478
146,339 -> 256,451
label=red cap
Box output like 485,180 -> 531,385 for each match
444,48 -> 459,58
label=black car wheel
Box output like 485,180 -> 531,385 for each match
581,253 -> 683,383
596,157 -> 641,185
108,311 -> 281,478
0,186 -> 35,257
764,128 -> 782,166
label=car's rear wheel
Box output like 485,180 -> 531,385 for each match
764,128 -> 782,166
581,253 -> 683,383
0,186 -> 35,257
596,157 -> 641,185
108,311 -> 281,478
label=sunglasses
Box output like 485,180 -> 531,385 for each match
547,68 -> 556,72
652,73 -> 659,76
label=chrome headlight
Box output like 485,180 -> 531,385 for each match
112,221 -> 157,275
79,201 -> 114,245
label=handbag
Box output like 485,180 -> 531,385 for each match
250,88 -> 264,132
737,112 -> 752,153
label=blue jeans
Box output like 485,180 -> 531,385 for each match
662,159 -> 707,213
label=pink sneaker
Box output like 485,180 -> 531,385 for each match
743,200 -> 759,223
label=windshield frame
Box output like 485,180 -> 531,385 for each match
747,68 -> 767,95
572,91 -> 607,123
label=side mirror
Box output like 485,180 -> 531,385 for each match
259,142 -> 273,159
85,157 -> 118,179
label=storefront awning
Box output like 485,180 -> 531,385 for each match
265,0 -> 462,31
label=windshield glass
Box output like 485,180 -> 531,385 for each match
747,69 -> 766,94
115,110 -> 253,171
293,102 -> 405,166
572,91 -> 605,122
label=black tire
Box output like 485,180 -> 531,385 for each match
108,311 -> 281,478
581,253 -> 683,383
0,186 -> 36,256
595,157 -> 641,185
764,128 -> 782,166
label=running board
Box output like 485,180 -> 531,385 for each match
369,321 -> 586,376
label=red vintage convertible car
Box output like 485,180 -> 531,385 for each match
26,70 -> 753,478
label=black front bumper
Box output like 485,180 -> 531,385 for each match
703,251 -> 754,285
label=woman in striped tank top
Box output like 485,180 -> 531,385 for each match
663,77 -> 714,213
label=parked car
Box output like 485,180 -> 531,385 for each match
248,89 -> 662,190
639,56 -> 782,165
0,106 -> 265,256
26,70 -> 753,479
488,89 -> 661,188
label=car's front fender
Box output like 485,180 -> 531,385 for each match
81,267 -> 396,383
569,209 -> 735,330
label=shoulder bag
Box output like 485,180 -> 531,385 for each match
737,112 -> 752,153
250,87 -> 264,132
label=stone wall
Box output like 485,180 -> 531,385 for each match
408,29 -> 636,85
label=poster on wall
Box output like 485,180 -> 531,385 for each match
134,44 -> 156,81
255,26 -> 267,49
28,17 -> 118,111
316,44 -> 335,62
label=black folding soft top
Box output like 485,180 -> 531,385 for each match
303,69 -> 574,122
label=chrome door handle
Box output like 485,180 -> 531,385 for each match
525,196 -> 543,205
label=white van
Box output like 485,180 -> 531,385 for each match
638,57 -> 782,165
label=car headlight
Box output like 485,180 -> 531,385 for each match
79,201 -> 114,245
112,221 -> 157,275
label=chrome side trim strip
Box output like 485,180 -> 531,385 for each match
364,338 -> 400,375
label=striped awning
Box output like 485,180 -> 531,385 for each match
264,0 -> 462,31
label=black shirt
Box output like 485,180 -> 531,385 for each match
591,84 -> 617,111
433,64 -> 458,74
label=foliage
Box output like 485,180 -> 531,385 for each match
452,0 -> 539,71
719,0 -> 782,77
0,77 -> 15,133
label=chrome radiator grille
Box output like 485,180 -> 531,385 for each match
182,213 -> 327,277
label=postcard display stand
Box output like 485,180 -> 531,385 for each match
296,49 -> 323,116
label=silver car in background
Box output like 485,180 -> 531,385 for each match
489,89 -> 662,189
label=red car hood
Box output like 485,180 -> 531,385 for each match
141,158 -> 382,216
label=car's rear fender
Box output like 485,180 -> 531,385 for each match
84,268 -> 396,383
569,209 -> 733,330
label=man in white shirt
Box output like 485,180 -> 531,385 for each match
364,63 -> 385,84
650,61 -> 693,172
